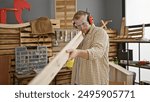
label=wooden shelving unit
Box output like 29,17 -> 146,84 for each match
55,0 -> 77,28
110,39 -> 150,84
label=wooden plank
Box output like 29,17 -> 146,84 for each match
0,44 -> 19,50
109,48 -> 117,52
128,28 -> 143,32
56,74 -> 71,81
108,34 -> 117,38
105,29 -> 117,34
21,37 -> 52,43
29,31 -> 83,85
21,43 -> 52,47
20,32 -> 31,37
109,62 -> 133,85
0,49 -> 15,55
0,28 -> 19,33
0,34 -> 19,39
120,17 -> 125,36
21,27 -> 31,32
57,8 -> 75,12
109,62 -> 133,76
0,55 -> 11,84
0,39 -> 19,44
110,43 -> 117,46
56,0 -> 76,5
109,46 -> 117,50
109,53 -> 117,57
128,32 -> 143,35
56,79 -> 71,85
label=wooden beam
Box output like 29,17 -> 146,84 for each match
28,31 -> 83,85
109,62 -> 133,85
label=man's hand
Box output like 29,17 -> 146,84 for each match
66,49 -> 79,60
66,49 -> 89,60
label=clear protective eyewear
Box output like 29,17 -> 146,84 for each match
73,20 -> 88,29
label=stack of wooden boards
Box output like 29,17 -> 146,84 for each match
0,20 -> 78,85
115,17 -> 144,39
55,0 -> 76,28
105,29 -> 117,61
100,19 -> 118,61
0,19 -> 61,84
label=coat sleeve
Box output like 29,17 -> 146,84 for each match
87,28 -> 109,60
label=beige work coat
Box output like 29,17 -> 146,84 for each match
71,25 -> 109,85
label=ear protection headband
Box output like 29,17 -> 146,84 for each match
73,11 -> 94,28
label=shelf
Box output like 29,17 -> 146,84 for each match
110,39 -> 150,43
119,62 -> 150,70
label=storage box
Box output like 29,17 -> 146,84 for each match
15,46 -> 47,74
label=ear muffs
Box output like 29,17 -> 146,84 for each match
73,21 -> 77,29
87,15 -> 93,25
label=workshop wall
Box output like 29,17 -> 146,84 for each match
0,0 -> 122,31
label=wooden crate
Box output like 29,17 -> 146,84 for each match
55,0 -> 77,28
0,19 -> 59,84
105,29 -> 118,61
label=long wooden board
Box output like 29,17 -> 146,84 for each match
28,31 -> 83,85
109,62 -> 133,85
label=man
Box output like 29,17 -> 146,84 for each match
67,10 -> 109,85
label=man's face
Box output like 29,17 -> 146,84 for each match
73,15 -> 90,33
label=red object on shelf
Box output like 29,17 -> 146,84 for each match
0,8 -> 17,23
138,61 -> 150,65
0,9 -> 7,24
14,0 -> 30,23
0,0 -> 30,24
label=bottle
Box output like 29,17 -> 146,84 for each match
66,59 -> 74,69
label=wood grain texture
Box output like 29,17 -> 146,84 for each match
109,62 -> 133,85
28,31 -> 83,85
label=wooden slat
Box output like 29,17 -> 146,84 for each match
29,31 -> 83,85
109,46 -> 117,50
0,34 -> 19,39
0,49 -> 15,55
0,44 -> 19,50
21,27 -> 31,32
105,29 -> 117,34
128,27 -> 143,32
56,79 -> 71,85
0,39 -> 19,44
109,48 -> 117,52
21,43 -> 52,47
21,37 -> 52,43
109,62 -> 133,85
20,32 -> 31,37
128,32 -> 143,35
108,34 -> 117,38
110,43 -> 117,46
56,74 -> 71,81
0,28 -> 20,33
56,1 -> 76,5
109,53 -> 117,57
0,55 -> 11,84
56,8 -> 75,12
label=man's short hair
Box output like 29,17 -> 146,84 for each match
73,10 -> 90,20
